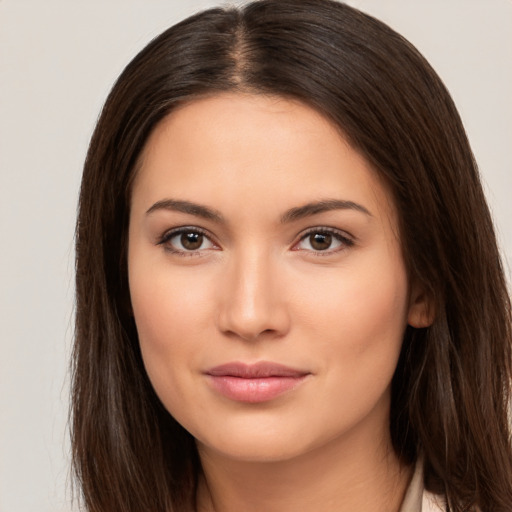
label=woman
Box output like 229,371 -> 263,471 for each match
72,1 -> 512,510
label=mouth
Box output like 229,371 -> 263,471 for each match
205,361 -> 310,403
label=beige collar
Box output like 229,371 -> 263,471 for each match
399,459 -> 445,512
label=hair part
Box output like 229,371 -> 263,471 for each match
73,1 -> 512,510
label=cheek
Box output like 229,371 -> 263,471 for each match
128,256 -> 215,406
296,252 -> 409,381
130,257 -> 212,345
342,274 -> 408,343
130,280 -> 183,356
309,242 -> 408,331
293,264 -> 409,437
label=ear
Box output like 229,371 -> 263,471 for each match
407,283 -> 435,328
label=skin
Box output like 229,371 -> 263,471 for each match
128,93 -> 431,512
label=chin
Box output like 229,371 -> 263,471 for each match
191,411 -> 348,466
197,433 -> 313,464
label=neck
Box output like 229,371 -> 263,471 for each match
196,425 -> 412,512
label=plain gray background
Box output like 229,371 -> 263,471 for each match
1,1 -> 510,511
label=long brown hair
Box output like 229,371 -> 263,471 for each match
72,1 -> 512,510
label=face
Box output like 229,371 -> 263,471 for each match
128,93 -> 428,463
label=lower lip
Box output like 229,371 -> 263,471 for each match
207,375 -> 307,403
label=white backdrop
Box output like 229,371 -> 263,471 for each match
1,1 -> 510,511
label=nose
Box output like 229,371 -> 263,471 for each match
216,249 -> 290,342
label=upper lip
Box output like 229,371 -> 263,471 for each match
205,361 -> 309,378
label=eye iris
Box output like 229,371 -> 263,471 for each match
310,233 -> 332,250
181,232 -> 203,250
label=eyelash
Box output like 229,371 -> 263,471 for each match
157,226 -> 216,257
157,226 -> 354,257
294,227 -> 355,256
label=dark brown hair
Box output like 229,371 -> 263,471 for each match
73,1 -> 512,510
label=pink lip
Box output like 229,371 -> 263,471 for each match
205,362 -> 310,403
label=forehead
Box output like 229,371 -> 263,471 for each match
132,93 -> 396,225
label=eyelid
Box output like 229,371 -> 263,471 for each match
157,225 -> 219,254
292,226 -> 355,254
155,224 -> 354,256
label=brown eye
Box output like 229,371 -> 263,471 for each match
162,228 -> 215,254
295,229 -> 353,254
181,232 -> 203,250
309,233 -> 332,251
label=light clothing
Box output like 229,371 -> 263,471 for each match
399,459 -> 445,512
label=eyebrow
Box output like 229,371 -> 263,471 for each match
146,199 -> 225,222
280,199 -> 372,223
145,198 -> 372,223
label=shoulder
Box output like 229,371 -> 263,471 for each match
422,491 -> 445,511
422,490 -> 485,512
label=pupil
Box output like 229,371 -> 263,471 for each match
181,232 -> 202,250
310,233 -> 332,250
